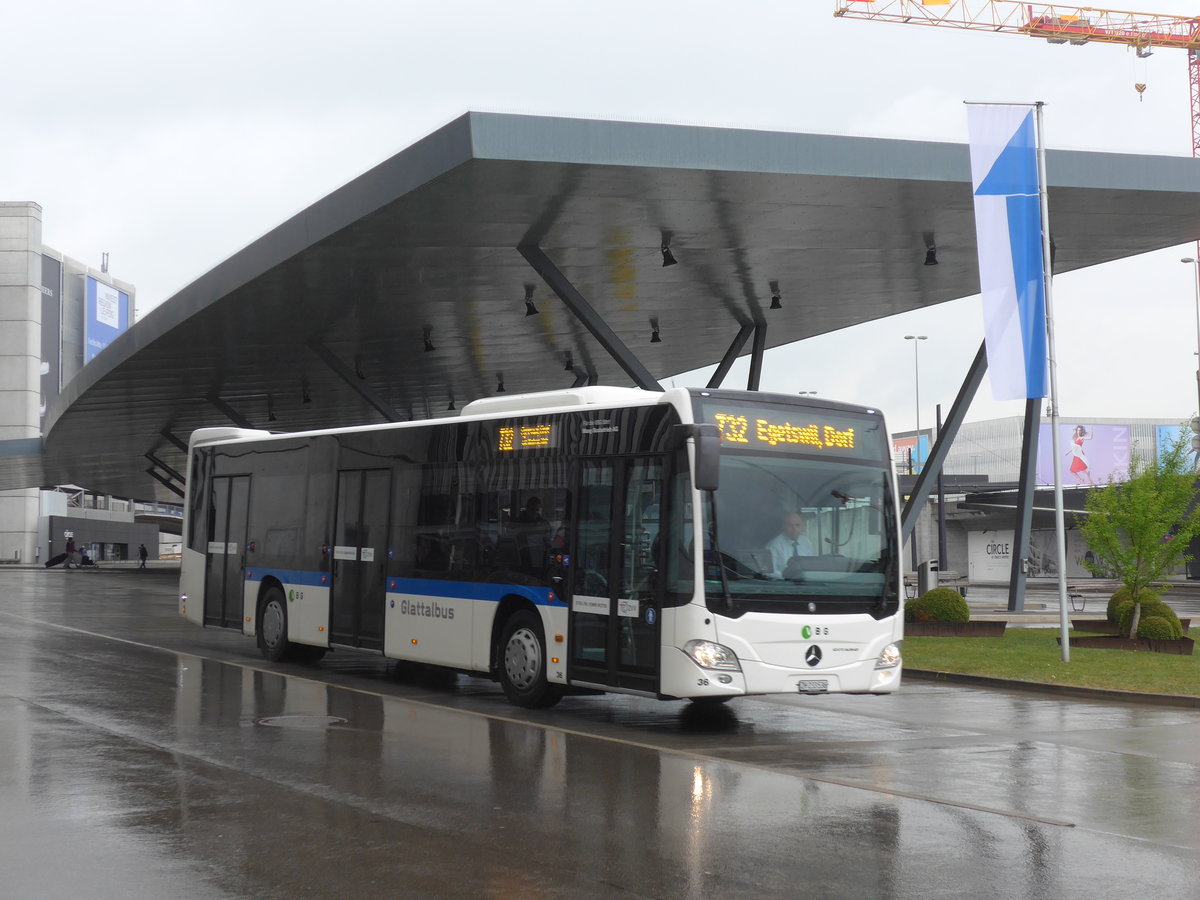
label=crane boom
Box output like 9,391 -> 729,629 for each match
835,1 -> 1200,50
835,1 -> 1200,154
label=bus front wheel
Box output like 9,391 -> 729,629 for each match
499,610 -> 563,709
258,586 -> 291,662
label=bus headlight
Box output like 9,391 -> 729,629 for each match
685,640 -> 741,671
875,641 -> 902,669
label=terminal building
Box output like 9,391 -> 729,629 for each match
0,201 -> 161,564
899,415 -> 1196,583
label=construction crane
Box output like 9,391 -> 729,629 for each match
833,1 -> 1200,155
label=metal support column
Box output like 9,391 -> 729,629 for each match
518,244 -> 663,391
307,342 -> 403,422
937,403 -> 948,569
207,396 -> 256,430
159,430 -> 189,454
747,322 -> 767,391
144,452 -> 184,486
902,340 -> 988,542
145,468 -> 185,498
1007,398 -> 1042,612
707,322 -> 755,389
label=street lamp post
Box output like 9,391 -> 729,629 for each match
1180,258 -> 1200,418
904,335 -> 928,471
904,334 -> 928,574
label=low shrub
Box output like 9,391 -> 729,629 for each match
1118,598 -> 1182,639
1107,587 -> 1159,624
1136,616 -> 1184,641
905,587 -> 969,623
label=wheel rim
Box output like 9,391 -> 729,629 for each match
262,599 -> 285,649
504,626 -> 542,691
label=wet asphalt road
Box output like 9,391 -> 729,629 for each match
1,568 -> 1198,899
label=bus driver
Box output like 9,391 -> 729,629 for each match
766,512 -> 814,577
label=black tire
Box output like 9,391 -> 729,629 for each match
258,585 -> 291,662
498,610 -> 563,709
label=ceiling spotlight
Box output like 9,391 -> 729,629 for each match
564,352 -> 574,371
496,373 -> 506,393
650,317 -> 662,343
524,284 -> 539,316
660,231 -> 677,267
301,385 -> 312,405
423,325 -> 436,353
922,232 -> 938,266
447,397 -> 456,411
267,395 -> 277,423
769,280 -> 782,310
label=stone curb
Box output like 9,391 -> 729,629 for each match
904,668 -> 1200,709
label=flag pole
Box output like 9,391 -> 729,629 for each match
1035,101 -> 1071,662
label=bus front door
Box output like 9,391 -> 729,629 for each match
330,468 -> 390,650
569,457 -> 663,695
204,474 -> 250,628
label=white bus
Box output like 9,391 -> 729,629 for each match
179,386 -> 903,707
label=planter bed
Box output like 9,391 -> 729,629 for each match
1071,618 -> 1190,635
1058,636 -> 1195,655
1071,620 -> 1120,634
906,621 -> 1006,638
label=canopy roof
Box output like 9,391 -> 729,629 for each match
6,112 -> 1200,500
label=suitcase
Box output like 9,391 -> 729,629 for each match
44,553 -> 68,568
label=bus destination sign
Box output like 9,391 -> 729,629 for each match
710,411 -> 855,452
498,423 -> 557,452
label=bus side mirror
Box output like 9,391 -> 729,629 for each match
692,424 -> 720,492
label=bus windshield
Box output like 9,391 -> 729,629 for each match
691,393 -> 899,616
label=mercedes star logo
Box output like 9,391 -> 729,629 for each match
805,645 -> 822,667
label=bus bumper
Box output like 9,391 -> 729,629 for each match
661,647 -> 902,699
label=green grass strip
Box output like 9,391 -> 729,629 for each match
904,628 -> 1200,697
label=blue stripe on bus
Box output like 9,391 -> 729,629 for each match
243,569 -> 555,606
388,577 -> 556,607
244,568 -> 330,588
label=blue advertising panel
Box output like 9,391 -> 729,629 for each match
84,276 -> 130,363
1156,424 -> 1187,462
892,434 -> 930,474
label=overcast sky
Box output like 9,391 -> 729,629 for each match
6,0 -> 1200,434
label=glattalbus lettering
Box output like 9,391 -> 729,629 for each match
399,598 -> 456,620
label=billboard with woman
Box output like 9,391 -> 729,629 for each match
1036,424 -> 1130,486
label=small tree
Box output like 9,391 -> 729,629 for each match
1080,428 -> 1200,638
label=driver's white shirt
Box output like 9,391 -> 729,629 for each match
766,533 -> 814,576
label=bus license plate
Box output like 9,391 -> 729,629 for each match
797,680 -> 828,694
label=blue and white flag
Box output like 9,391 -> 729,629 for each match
967,105 -> 1049,401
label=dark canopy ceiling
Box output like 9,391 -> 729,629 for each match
6,112 -> 1200,501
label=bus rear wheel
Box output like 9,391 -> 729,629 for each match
499,610 -> 563,709
258,586 -> 291,662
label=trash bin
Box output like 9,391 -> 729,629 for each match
917,559 -> 938,596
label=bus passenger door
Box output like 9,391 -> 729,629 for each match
568,457 -> 663,694
204,474 -> 250,629
331,468 -> 390,650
